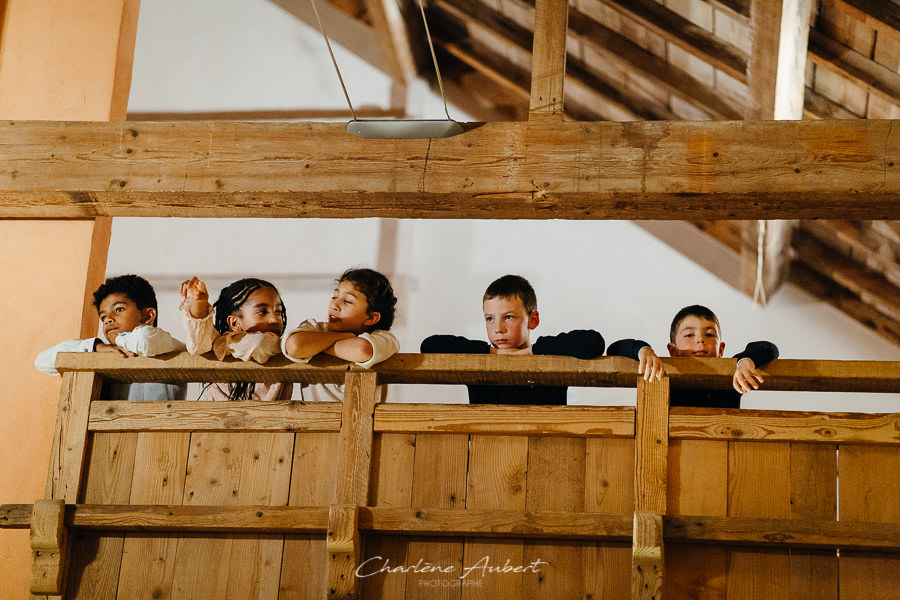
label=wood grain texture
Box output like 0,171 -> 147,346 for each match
809,29 -> 900,107
669,408 -> 900,445
529,0 -> 568,117
838,445 -> 900,600
29,500 -> 66,595
115,432 -> 190,600
335,371 -> 379,506
634,378 -> 669,513
374,404 -> 634,437
3,120 -> 900,220
53,351 -> 900,393
46,372 -> 99,502
327,505 -> 361,600
726,442 -> 791,600
583,438 -> 632,598
632,510 -> 663,600
666,440 -> 727,600
89,400 -> 342,432
462,435 -> 528,598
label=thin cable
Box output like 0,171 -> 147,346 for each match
416,0 -> 453,121
752,220 -> 768,306
309,0 -> 357,121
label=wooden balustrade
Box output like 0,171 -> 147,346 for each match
2,352 -> 899,599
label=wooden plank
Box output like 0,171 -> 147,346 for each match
523,436 -> 585,598
529,0 -> 568,118
335,371 -> 379,506
327,505 -> 361,600
789,444 -> 838,600
54,351 -> 900,392
583,438 -> 632,599
362,433 -> 416,599
66,432 -> 137,600
3,120 -> 900,221
89,400 -> 342,432
461,435 -> 528,597
598,0 -> 748,82
833,0 -> 900,43
46,371 -> 99,502
809,28 -> 900,108
665,440 -> 727,600
634,378 -> 669,513
360,0 -> 416,85
837,445 -> 900,600
632,510 -> 663,600
726,442 -> 791,600
280,432 -> 339,599
668,408 -> 900,445
405,433 -> 468,598
0,504 -> 33,528
126,108 -> 406,121
374,404 -> 634,436
115,433 -> 190,600
29,500 -> 67,595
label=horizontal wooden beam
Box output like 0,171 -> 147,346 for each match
2,120 -> 899,220
88,400 -> 342,432
373,404 -> 635,436
809,29 -> 900,108
5,504 -> 898,551
669,407 -> 900,445
126,108 -> 406,121
53,352 -> 900,393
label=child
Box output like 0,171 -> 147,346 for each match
180,276 -> 291,401
281,268 -> 399,402
607,304 -> 779,408
35,274 -> 187,401
420,274 -> 605,405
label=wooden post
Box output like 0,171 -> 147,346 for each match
29,500 -> 67,596
633,378 -> 668,599
529,0 -> 568,118
45,372 -> 100,502
327,504 -> 361,600
328,371 -> 379,599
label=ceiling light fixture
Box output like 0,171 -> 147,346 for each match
308,0 -> 463,139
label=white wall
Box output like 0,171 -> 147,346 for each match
115,0 -> 900,412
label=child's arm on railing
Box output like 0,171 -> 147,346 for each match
733,341 -> 779,393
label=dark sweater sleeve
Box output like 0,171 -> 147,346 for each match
420,334 -> 491,354
733,341 -> 779,366
606,339 -> 652,360
532,330 -> 605,359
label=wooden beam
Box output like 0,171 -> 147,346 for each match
373,404 -> 635,436
809,28 -> 900,108
29,500 -> 67,595
88,400 -> 342,432
126,108 -> 406,121
528,0 -> 568,118
632,511 -> 664,600
804,86 -> 863,119
669,407 -> 900,445
599,0 -> 748,83
326,504 -> 361,599
635,221 -> 741,291
737,219 -> 796,303
2,119 -> 899,220
634,379 -> 669,513
51,351 -> 900,393
361,0 -> 417,85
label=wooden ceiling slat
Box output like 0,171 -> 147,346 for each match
809,29 -> 900,108
1,119 -> 899,220
597,0 -> 749,83
361,0 -> 418,84
803,87 -> 863,119
567,8 -> 744,120
832,0 -> 900,44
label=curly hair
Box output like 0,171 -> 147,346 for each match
92,274 -> 158,326
337,268 -> 397,331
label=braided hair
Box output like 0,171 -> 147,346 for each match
207,278 -> 286,402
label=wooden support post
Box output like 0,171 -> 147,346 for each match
633,378 -> 668,599
45,372 -> 99,502
632,510 -> 663,600
29,500 -> 67,596
328,371 -> 378,599
327,504 -> 361,600
529,0 -> 568,118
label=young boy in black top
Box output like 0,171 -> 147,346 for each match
420,274 -> 606,405
607,304 -> 778,408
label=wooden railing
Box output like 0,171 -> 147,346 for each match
2,352 -> 899,599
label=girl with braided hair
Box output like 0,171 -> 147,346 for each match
180,276 -> 291,401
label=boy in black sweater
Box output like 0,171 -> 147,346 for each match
607,304 -> 778,408
420,275 -> 605,405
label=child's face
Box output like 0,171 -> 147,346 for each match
328,280 -> 380,333
225,287 -> 284,334
667,315 -> 725,358
483,295 -> 539,350
98,293 -> 156,345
